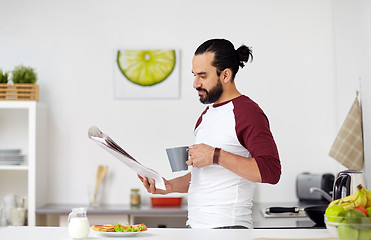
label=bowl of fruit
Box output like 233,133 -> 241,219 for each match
325,184 -> 371,240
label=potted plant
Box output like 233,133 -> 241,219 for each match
0,70 -> 9,100
3,65 -> 39,101
11,65 -> 37,84
0,70 -> 8,83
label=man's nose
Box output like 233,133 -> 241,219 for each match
193,77 -> 201,89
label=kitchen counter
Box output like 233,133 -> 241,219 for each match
36,203 -> 188,215
0,226 -> 333,240
36,203 -> 188,227
36,201 -> 328,228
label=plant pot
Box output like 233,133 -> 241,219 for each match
0,84 -> 39,101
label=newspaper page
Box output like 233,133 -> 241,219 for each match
88,126 -> 166,190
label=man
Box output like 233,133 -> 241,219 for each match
138,39 -> 281,229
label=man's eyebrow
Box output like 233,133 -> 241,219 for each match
192,71 -> 207,75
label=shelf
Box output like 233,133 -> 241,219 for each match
0,165 -> 29,170
0,101 -> 37,109
0,101 -> 47,227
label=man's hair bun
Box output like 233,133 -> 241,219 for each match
236,45 -> 253,68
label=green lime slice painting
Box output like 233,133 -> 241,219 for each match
114,49 -> 179,99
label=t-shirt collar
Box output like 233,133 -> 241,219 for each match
212,95 -> 244,108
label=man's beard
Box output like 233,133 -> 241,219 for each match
196,78 -> 223,104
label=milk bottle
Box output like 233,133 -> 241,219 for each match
68,207 -> 90,239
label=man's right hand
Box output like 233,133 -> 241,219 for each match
137,174 -> 172,195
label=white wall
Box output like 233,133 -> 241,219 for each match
332,0 -> 371,186
0,0 -> 348,205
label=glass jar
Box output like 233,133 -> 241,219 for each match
130,188 -> 141,206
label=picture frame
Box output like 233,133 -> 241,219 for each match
113,48 -> 180,99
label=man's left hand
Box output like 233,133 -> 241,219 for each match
187,143 -> 215,168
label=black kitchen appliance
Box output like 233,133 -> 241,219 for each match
333,170 -> 367,200
296,172 -> 334,201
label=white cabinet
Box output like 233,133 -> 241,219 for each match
0,101 -> 47,226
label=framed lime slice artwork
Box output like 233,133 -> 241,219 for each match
114,49 -> 180,99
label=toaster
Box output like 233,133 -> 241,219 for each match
296,172 -> 334,201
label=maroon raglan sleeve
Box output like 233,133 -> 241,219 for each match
234,98 -> 281,184
194,107 -> 209,130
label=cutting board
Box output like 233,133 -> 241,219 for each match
261,209 -> 307,218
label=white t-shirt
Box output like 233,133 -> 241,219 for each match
186,95 -> 281,229
187,98 -> 255,229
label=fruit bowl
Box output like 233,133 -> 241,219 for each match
325,215 -> 371,240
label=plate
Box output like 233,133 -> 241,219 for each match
0,155 -> 25,160
0,149 -> 21,156
92,230 -> 141,237
0,159 -> 24,165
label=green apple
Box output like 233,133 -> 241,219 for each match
338,221 -> 359,240
345,209 -> 366,224
325,205 -> 346,222
359,229 -> 371,240
367,207 -> 371,217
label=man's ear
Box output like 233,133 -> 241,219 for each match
221,68 -> 233,83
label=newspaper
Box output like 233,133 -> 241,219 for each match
88,126 -> 166,190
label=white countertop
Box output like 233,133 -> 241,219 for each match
0,226 -> 334,240
36,201 -> 328,229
